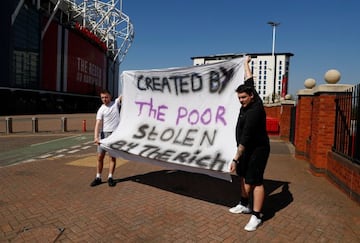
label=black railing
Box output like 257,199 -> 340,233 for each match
333,83 -> 360,165
289,106 -> 296,145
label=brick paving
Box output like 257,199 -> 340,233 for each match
0,115 -> 359,242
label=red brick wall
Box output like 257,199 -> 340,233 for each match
327,151 -> 360,203
279,104 -> 293,141
269,88 -> 359,204
309,94 -> 337,173
264,106 -> 281,120
294,96 -> 313,160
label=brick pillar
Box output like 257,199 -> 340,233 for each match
294,89 -> 314,160
308,84 -> 353,175
279,100 -> 295,141
263,104 -> 281,120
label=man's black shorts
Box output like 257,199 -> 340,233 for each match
236,146 -> 270,185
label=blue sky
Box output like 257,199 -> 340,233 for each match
119,0 -> 360,96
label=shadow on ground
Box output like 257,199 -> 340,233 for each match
116,169 -> 293,221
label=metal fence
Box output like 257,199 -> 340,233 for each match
289,106 -> 296,145
333,83 -> 360,165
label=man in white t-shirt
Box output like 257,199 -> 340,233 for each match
90,89 -> 122,187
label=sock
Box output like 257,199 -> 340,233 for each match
240,197 -> 249,206
96,173 -> 101,178
108,174 -> 113,178
253,211 -> 261,219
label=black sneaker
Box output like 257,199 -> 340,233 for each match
107,177 -> 116,187
90,178 -> 102,187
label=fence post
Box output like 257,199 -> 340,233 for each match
5,117 -> 13,134
32,117 -> 38,133
61,117 -> 67,132
307,83 -> 353,175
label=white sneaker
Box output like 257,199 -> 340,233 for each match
229,203 -> 251,214
244,215 -> 262,231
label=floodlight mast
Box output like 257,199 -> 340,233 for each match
64,0 -> 134,63
267,21 -> 280,57
267,21 -> 280,102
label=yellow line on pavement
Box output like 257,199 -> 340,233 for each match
67,155 -> 129,168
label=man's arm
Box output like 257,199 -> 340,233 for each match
244,55 -> 253,80
94,119 -> 102,144
117,95 -> 122,105
234,144 -> 245,161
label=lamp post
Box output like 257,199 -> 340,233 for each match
267,21 -> 280,102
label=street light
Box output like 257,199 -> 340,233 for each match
267,21 -> 280,56
267,21 -> 280,102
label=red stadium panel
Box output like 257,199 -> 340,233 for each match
66,30 -> 107,95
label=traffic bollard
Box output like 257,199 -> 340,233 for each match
82,120 -> 87,132
32,117 -> 38,133
5,117 -> 13,134
61,117 -> 67,132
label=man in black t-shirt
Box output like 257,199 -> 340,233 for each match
229,56 -> 270,232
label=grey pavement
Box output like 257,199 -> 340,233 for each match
0,115 -> 359,242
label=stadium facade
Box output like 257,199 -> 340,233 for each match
0,0 -> 133,115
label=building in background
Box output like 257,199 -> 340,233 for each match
0,0 -> 133,115
191,53 -> 294,102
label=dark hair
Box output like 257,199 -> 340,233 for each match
236,84 -> 254,95
100,89 -> 111,95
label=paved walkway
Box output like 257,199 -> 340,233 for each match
0,115 -> 359,242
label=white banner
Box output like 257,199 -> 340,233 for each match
101,57 -> 245,180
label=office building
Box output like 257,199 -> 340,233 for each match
191,53 -> 294,102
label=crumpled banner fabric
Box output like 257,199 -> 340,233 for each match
101,58 -> 245,181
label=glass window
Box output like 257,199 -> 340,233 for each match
13,50 -> 39,88
12,5 -> 40,89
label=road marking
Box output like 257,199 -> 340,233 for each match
68,149 -> 81,154
56,149 -> 69,153
70,145 -> 81,149
25,140 -> 93,162
30,135 -> 83,146
39,154 -> 53,159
